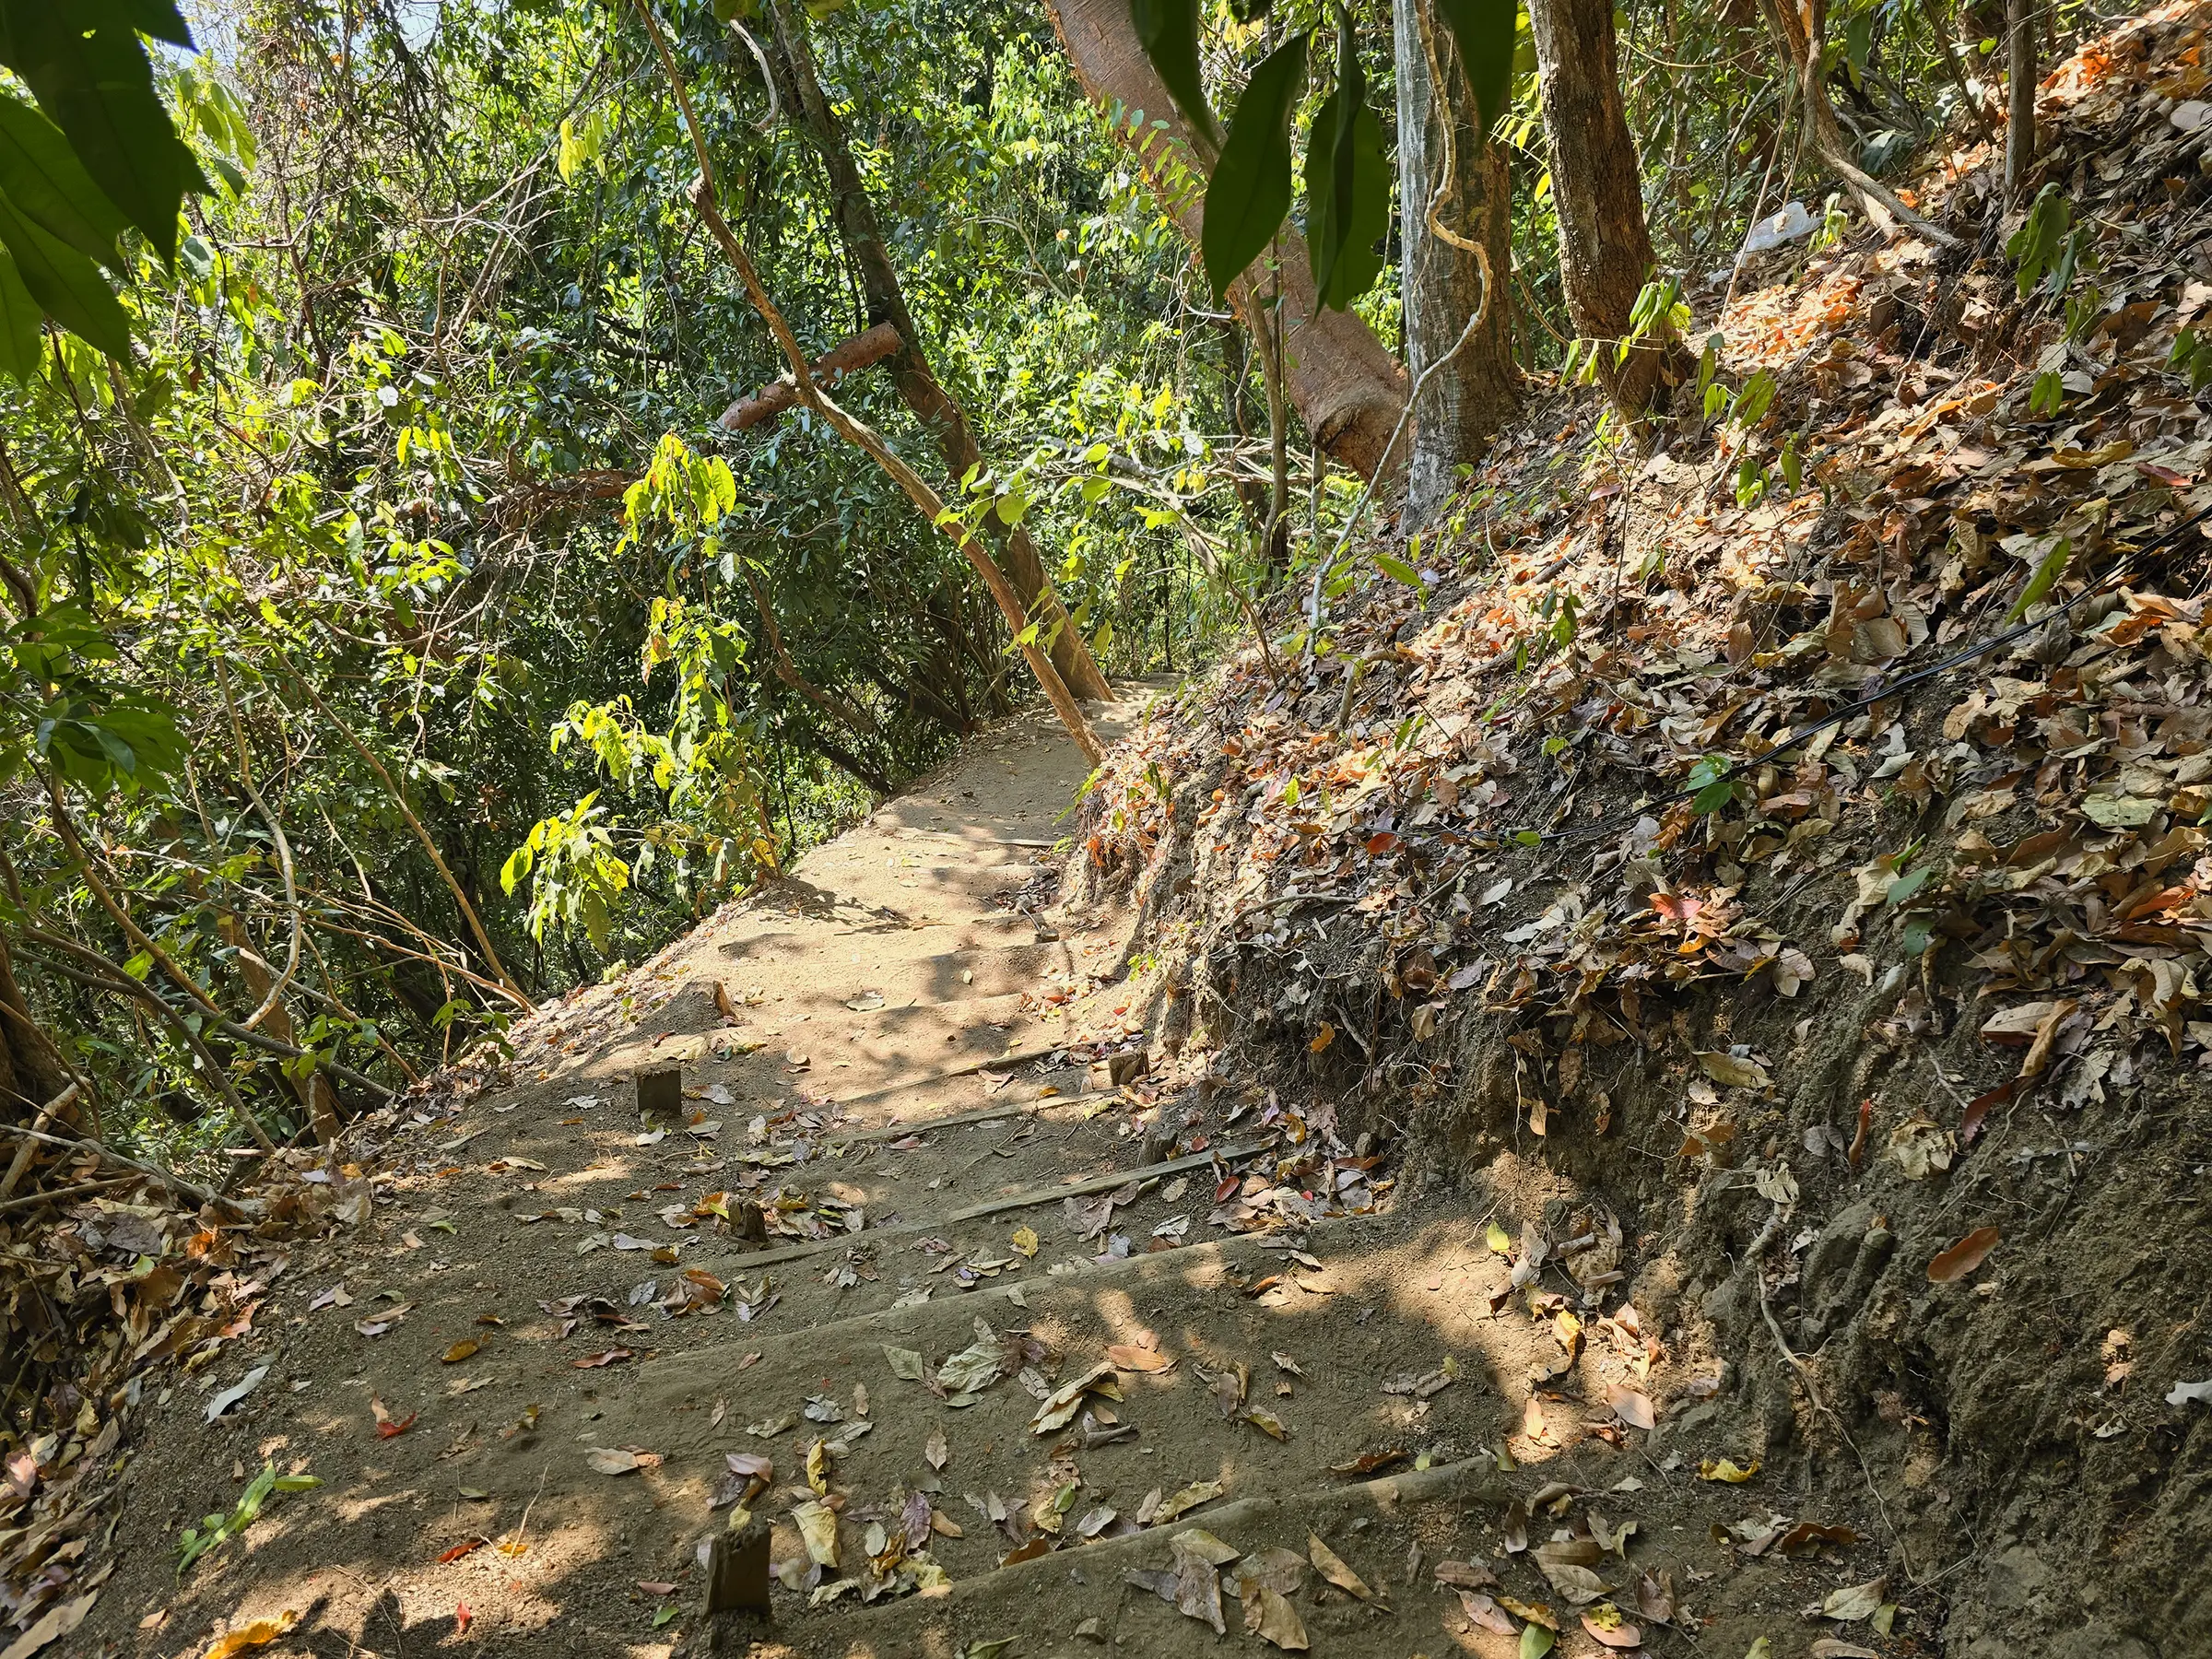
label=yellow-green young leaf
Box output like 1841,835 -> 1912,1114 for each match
1373,550 -> 1422,588
1202,34 -> 1308,302
1521,1621 -> 1556,1659
2006,536 -> 2069,622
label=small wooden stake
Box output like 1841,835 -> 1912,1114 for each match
706,1508 -> 771,1645
637,1065 -> 683,1124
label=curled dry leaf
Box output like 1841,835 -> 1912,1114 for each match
1698,1456 -> 1760,1483
1580,1605 -> 1643,1649
1241,1582 -> 1310,1650
1927,1226 -> 2001,1282
1606,1384 -> 1655,1430
1821,1577 -> 1889,1622
1153,1478 -> 1225,1523
197,1611 -> 300,1659
1105,1340 -> 1175,1372
1307,1532 -> 1382,1604
585,1446 -> 658,1476
1233,1547 -> 1309,1597
1458,1590 -> 1517,1633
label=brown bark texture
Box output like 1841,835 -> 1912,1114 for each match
2004,0 -> 2037,198
1043,0 -> 1410,483
719,322 -> 904,431
770,6 -> 1112,703
1527,0 -> 1688,422
1394,0 -> 1521,523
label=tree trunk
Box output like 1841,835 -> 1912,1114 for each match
1043,0 -> 1409,482
769,4 -> 1111,703
1755,0 -> 1961,246
0,936 -> 67,1121
1394,0 -> 1520,524
1527,0 -> 1688,425
2003,0 -> 2035,199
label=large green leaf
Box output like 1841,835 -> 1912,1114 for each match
1201,32 -> 1307,302
1304,12 -> 1387,312
0,187 -> 130,358
0,0 -> 207,263
1131,0 -> 1216,143
1434,0 -> 1518,138
0,96 -> 129,267
112,0 -> 194,45
0,244 -> 41,378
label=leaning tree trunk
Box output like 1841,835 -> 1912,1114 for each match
1755,0 -> 1960,246
1527,0 -> 1688,426
0,935 -> 67,1122
1043,0 -> 1409,482
771,4 -> 1111,703
1394,0 -> 1520,524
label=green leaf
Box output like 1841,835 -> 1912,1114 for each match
1520,1620 -> 1555,1659
1201,33 -> 1306,302
0,96 -> 128,265
0,245 -> 42,379
0,188 -> 129,356
1300,77 -> 1389,313
1131,0 -> 1216,143
0,0 -> 209,263
1304,20 -> 1388,312
1433,0 -> 1518,137
2005,535 -> 2069,622
1373,549 -> 1422,587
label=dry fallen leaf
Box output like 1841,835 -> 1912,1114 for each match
198,1612 -> 300,1659
924,1427 -> 948,1470
1307,1533 -> 1382,1604
1606,1385 -> 1655,1430
1,1592 -> 100,1659
1698,1456 -> 1760,1484
441,1339 -> 481,1365
1581,1606 -> 1643,1650
1821,1577 -> 1889,1622
1927,1226 -> 2001,1283
585,1446 -> 657,1476
1241,1582 -> 1309,1650
1011,1225 -> 1039,1258
370,1396 -> 417,1439
1105,1341 -> 1175,1372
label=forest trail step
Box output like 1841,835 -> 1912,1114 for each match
83,693 -> 1868,1659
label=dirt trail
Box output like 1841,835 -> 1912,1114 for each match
89,694 -> 1903,1659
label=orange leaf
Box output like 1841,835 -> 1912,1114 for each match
1927,1227 -> 2000,1283
1309,1023 -> 1335,1053
438,1539 -> 484,1564
441,1339 -> 481,1364
1104,1343 -> 1175,1372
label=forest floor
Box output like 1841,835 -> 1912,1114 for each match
55,691 -> 1909,1659
15,6 -> 2212,1659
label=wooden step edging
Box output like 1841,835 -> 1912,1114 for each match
709,1140 -> 1271,1272
824,1089 -> 1118,1149
813,1455 -> 1509,1625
